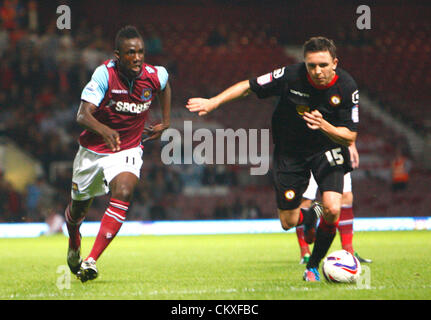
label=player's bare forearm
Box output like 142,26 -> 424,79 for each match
77,101 -> 121,151
303,110 -> 356,146
349,141 -> 360,168
320,122 -> 357,147
186,80 -> 251,116
159,82 -> 171,128
76,101 -> 106,134
211,80 -> 252,107
143,83 -> 172,143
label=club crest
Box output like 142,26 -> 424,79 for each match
296,105 -> 310,116
141,88 -> 152,101
329,94 -> 341,107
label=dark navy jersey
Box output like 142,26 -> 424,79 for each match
249,62 -> 359,156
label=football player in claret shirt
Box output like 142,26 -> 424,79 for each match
186,37 -> 359,282
65,25 -> 171,282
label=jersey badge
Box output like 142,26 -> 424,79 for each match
141,88 -> 152,101
296,105 -> 310,116
329,94 -> 341,107
257,73 -> 273,86
71,182 -> 79,193
284,190 -> 296,201
352,105 -> 359,123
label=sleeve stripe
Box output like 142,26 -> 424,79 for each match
81,65 -> 109,107
155,66 -> 169,90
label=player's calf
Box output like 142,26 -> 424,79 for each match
278,208 -> 300,230
303,201 -> 323,244
67,233 -> 82,275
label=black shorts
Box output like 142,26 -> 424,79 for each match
272,146 -> 352,210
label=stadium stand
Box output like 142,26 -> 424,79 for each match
0,0 -> 429,223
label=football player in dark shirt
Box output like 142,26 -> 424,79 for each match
186,37 -> 359,282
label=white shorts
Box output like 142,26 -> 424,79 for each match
71,146 -> 143,201
302,172 -> 352,201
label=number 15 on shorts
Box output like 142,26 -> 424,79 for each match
325,147 -> 344,166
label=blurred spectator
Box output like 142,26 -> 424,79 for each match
202,164 -> 217,185
150,169 -> 168,202
1,177 -> 23,222
0,21 -> 10,57
26,0 -> 38,32
214,164 -> 236,185
24,176 -> 55,222
165,168 -> 183,194
180,164 -> 204,187
0,0 -> 25,30
144,25 -> 163,56
42,203 -> 65,236
39,22 -> 60,72
129,180 -> 152,220
242,199 -> 261,219
0,176 -> 8,221
391,147 -> 412,192
231,196 -> 244,219
149,201 -> 167,220
207,24 -> 228,47
24,176 -> 44,219
81,42 -> 104,78
213,198 -> 231,219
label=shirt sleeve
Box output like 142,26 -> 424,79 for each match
81,65 -> 109,106
337,79 -> 359,132
155,66 -> 169,90
249,66 -> 286,99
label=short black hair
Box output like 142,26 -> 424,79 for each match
115,25 -> 143,51
303,36 -> 337,59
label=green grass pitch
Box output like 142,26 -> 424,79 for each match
1,230 -> 430,300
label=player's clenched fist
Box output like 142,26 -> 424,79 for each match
303,110 -> 324,130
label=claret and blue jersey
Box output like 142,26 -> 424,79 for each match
79,59 -> 168,154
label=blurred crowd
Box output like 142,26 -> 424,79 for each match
0,0 -> 270,223
0,0 -> 422,224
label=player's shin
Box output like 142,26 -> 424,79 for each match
306,216 -> 339,269
65,203 -> 84,250
296,226 -> 311,259
297,207 -> 313,226
338,206 -> 354,254
86,198 -> 130,261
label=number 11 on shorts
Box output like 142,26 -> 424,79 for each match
325,147 -> 344,166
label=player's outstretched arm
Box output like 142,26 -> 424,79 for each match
76,101 -> 121,152
303,110 -> 356,147
185,80 -> 251,116
143,82 -> 172,142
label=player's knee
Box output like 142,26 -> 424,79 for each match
278,211 -> 297,230
281,221 -> 296,231
323,203 -> 340,219
111,185 -> 134,202
280,220 -> 296,231
70,199 -> 92,219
